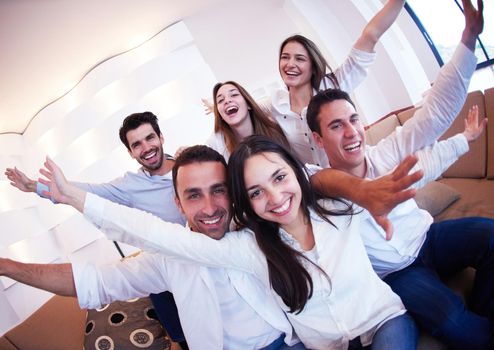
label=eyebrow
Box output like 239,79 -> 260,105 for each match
246,168 -> 283,192
130,132 -> 154,148
216,88 -> 238,99
183,182 -> 227,195
326,113 -> 359,128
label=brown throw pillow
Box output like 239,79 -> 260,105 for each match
84,297 -> 171,350
415,181 -> 461,217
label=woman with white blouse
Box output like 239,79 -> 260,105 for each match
271,0 -> 405,167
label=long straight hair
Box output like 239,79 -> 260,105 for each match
279,35 -> 340,91
212,81 -> 289,155
227,135 -> 352,313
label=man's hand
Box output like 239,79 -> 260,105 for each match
462,105 -> 487,142
355,155 -> 423,240
39,157 -> 86,212
461,0 -> 484,51
4,167 -> 36,192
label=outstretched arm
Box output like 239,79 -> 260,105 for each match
354,0 -> 405,52
0,258 -> 76,296
4,167 -> 37,193
311,155 -> 422,240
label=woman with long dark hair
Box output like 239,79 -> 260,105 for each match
43,137 -> 417,349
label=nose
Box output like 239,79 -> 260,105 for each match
267,188 -> 283,206
202,195 -> 217,216
343,123 -> 358,138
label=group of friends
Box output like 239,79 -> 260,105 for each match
2,0 -> 493,349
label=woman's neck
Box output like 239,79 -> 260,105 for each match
282,211 -> 315,251
289,84 -> 313,116
231,115 -> 254,140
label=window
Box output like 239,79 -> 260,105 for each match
406,0 -> 493,69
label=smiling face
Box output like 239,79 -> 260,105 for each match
175,161 -> 231,240
313,99 -> 367,177
279,41 -> 313,90
215,83 -> 251,129
243,152 -> 304,233
126,123 -> 165,175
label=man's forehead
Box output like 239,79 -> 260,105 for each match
126,123 -> 155,141
176,161 -> 227,192
320,100 -> 355,121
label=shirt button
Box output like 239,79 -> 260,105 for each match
284,116 -> 287,119
305,133 -> 307,136
311,147 -> 314,150
317,163 -> 320,166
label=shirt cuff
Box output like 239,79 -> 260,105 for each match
350,46 -> 377,62
84,192 -> 106,228
453,42 -> 478,77
451,133 -> 469,156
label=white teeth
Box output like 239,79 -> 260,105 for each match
285,71 -> 298,76
343,142 -> 360,151
226,106 -> 238,115
272,199 -> 290,213
203,217 -> 220,225
144,151 -> 157,159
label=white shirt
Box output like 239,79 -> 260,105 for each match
311,42 -> 476,278
206,132 -> 231,162
270,47 -> 376,167
84,194 -> 405,350
73,252 -> 293,350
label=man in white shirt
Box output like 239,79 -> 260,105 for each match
0,145 -> 306,350
306,1 -> 494,348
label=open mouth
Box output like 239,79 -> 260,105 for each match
343,141 -> 361,152
270,197 -> 291,215
225,106 -> 239,116
143,150 -> 157,160
284,70 -> 299,77
200,215 -> 222,226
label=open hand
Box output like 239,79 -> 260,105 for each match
359,155 -> 423,240
4,167 -> 36,192
462,105 -> 487,142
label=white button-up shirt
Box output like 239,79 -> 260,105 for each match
84,195 -> 405,349
73,252 -> 294,350
270,47 -> 376,167
309,42 -> 476,278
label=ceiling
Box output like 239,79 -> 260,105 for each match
0,0 -> 224,135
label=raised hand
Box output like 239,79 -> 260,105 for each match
201,98 -> 214,115
461,0 -> 484,51
38,157 -> 86,212
462,105 -> 487,142
4,167 -> 36,192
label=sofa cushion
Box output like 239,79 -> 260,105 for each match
439,90 -> 487,179
396,106 -> 421,125
84,297 -> 170,350
435,178 -> 494,222
3,295 -> 86,350
484,87 -> 494,179
415,181 -> 461,217
0,336 -> 17,350
365,114 -> 400,146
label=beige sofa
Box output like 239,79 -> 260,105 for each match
365,87 -> 494,349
